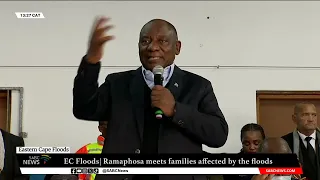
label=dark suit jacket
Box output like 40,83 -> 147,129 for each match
282,132 -> 319,180
0,129 -> 29,180
73,57 -> 229,180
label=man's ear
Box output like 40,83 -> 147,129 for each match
175,41 -> 181,55
292,114 -> 297,124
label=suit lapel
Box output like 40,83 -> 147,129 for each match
129,67 -> 146,141
166,66 -> 185,102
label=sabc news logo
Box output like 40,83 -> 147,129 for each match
23,155 -> 51,165
40,155 -> 51,164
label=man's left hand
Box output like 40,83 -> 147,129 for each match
151,85 -> 175,117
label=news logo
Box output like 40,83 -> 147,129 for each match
40,155 -> 51,164
22,154 -> 51,166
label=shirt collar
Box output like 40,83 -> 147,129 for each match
142,64 -> 175,82
298,130 -> 316,140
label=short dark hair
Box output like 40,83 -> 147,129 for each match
240,123 -> 266,140
294,102 -> 316,114
140,19 -> 178,40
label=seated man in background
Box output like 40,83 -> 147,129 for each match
0,128 -> 29,180
251,137 -> 302,180
282,102 -> 319,180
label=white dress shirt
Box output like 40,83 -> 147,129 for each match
0,130 -> 5,170
141,64 -> 175,89
298,130 -> 316,151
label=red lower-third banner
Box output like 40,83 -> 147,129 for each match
259,167 -> 303,174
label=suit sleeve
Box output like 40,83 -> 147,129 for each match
73,56 -> 111,121
13,137 -> 30,180
171,82 -> 228,148
17,137 -> 24,147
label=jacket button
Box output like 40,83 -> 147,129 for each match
135,149 -> 140,154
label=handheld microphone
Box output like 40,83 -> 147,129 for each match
153,65 -> 164,119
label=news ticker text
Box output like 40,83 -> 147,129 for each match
17,153 -> 300,168
19,167 -> 303,175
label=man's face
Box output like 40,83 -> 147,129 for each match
293,104 -> 317,132
138,21 -> 181,71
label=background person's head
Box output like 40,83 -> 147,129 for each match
258,138 -> 293,180
292,102 -> 317,136
98,121 -> 108,137
138,19 -> 181,71
258,137 -> 292,154
240,123 -> 266,153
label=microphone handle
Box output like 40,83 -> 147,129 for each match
154,74 -> 163,86
155,109 -> 164,119
154,74 -> 164,119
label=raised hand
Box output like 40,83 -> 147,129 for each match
86,17 -> 115,64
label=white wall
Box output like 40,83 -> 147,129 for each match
1,1 -> 320,153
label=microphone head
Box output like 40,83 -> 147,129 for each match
152,65 -> 164,75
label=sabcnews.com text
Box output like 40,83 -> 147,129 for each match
265,168 -> 296,173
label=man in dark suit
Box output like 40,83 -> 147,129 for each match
73,17 -> 229,180
282,102 -> 320,180
0,129 -> 29,180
